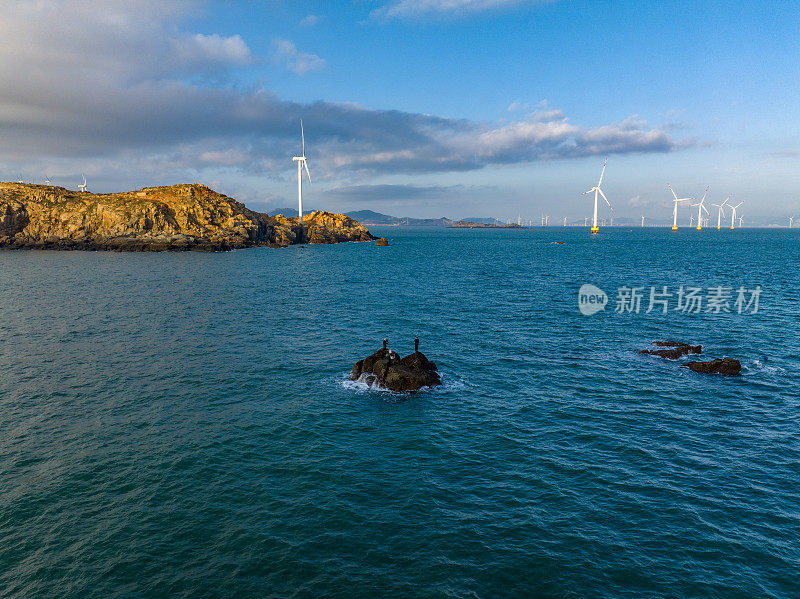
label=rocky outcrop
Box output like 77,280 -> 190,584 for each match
375,238 -> 388,246
682,358 -> 742,375
639,341 -> 702,360
351,347 -> 441,392
0,183 -> 375,251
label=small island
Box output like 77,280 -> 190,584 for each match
449,220 -> 523,229
0,183 -> 374,251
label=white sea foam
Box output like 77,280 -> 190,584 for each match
337,371 -> 468,395
745,360 -> 786,375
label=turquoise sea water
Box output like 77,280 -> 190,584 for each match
1,227 -> 799,598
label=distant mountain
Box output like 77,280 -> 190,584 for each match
266,207 -> 304,217
268,207 -> 498,227
345,210 -> 401,225
344,210 -> 454,226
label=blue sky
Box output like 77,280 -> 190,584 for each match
1,0 -> 799,223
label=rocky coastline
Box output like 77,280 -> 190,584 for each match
0,183 -> 375,251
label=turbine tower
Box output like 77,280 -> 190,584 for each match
729,201 -> 743,230
692,187 -> 710,231
668,185 -> 693,231
78,175 -> 87,193
292,120 -> 311,224
711,196 -> 729,230
582,158 -> 612,234
789,216 -> 794,228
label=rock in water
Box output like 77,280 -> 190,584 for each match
351,347 -> 441,392
682,358 -> 742,375
0,183 -> 375,251
376,238 -> 389,246
639,340 -> 702,359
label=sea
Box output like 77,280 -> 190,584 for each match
1,227 -> 798,598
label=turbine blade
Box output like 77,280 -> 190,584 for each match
597,158 -> 607,187
581,188 -> 594,195
304,159 -> 311,183
668,185 -> 679,201
301,119 -> 305,156
598,188 -> 613,212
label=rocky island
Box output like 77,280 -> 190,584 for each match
0,183 -> 375,251
351,342 -> 441,392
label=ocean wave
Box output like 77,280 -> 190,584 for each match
744,360 -> 786,375
338,371 -> 468,395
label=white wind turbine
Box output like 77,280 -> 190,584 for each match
44,175 -> 51,185
641,215 -> 645,227
78,174 -> 87,193
788,216 -> 794,228
292,120 -> 311,224
691,187 -> 710,231
582,158 -> 612,234
711,195 -> 730,230
668,185 -> 693,231
729,201 -> 743,229
738,215 -> 744,227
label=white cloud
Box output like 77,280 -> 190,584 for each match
372,0 -> 548,20
299,15 -> 320,27
270,39 -> 326,75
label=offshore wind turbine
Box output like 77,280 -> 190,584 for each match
641,215 -> 645,227
581,158 -> 612,234
711,196 -> 730,230
729,201 -> 743,229
668,185 -> 693,231
789,216 -> 794,228
692,187 -> 710,231
292,120 -> 311,224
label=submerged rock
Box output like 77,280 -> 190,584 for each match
639,340 -> 702,360
682,358 -> 741,375
351,346 -> 441,392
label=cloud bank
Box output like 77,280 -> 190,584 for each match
0,0 -> 692,188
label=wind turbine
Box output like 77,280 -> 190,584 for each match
691,187 -> 710,231
668,185 -> 693,231
641,216 -> 645,227
78,174 -> 87,193
789,216 -> 794,228
711,196 -> 729,230
44,175 -> 51,185
292,120 -> 311,224
582,158 -> 612,234
584,216 -> 588,227
738,215 -> 744,228
729,201 -> 743,229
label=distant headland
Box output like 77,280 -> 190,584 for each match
0,183 -> 375,251
449,220 -> 523,229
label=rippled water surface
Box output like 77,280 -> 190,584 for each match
1,227 -> 799,598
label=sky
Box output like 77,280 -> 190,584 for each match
1,0 -> 799,224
